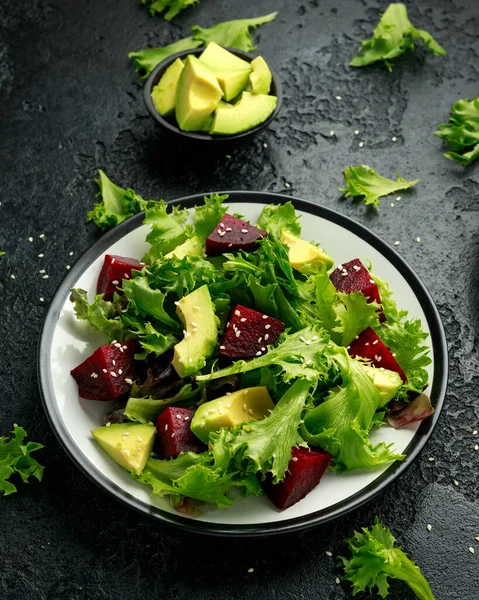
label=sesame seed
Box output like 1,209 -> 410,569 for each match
39,233 -> 45,239
192,305 -> 200,312
66,265 -> 70,270
176,414 -> 182,419
106,422 -> 111,427
165,424 -> 168,431
118,369 -> 122,375
291,456 -> 298,462
372,339 -> 378,345
234,310 -> 241,316
235,330 -> 241,337
10,274 -> 15,280
185,332 -> 191,338
39,297 -> 44,302
329,130 -> 335,137
262,315 -> 268,320
374,355 -> 382,362
243,404 -> 247,411
241,229 -> 249,234
392,136 -> 397,142
243,390 -> 249,395
416,237 -> 421,243
110,371 -> 117,377
475,536 -> 479,542
394,241 -> 400,246
171,433 -> 175,438
184,416 -> 189,421
261,347 -> 266,351
335,577 -> 341,585
312,336 -> 318,341
264,334 -> 269,341
69,251 -> 73,256
473,430 -> 478,436
474,445 -> 478,451
110,258 -> 115,264
353,265 -> 361,272
341,270 -> 348,277
335,95 -> 342,100
137,437 -> 143,442
263,143 -> 268,148
28,237 -> 33,242
122,431 -> 130,437
90,372 -> 97,378
42,274 -> 49,279
248,409 -> 254,415
325,551 -> 332,557
354,129 -> 359,135
219,345 -> 226,350
112,280 -> 119,285
305,340 -> 311,345
203,411 -> 209,416
358,141 -> 364,148
240,317 -> 246,322
112,360 -> 116,366
218,230 -> 226,237
396,196 -> 401,201
305,359 -> 312,365
256,351 -> 262,356
469,547 -> 475,554
123,273 -> 130,279
284,182 -> 291,188
453,480 -> 459,486
225,155 -> 231,159
39,269 -> 45,274
428,457 -> 435,462
38,253 -> 44,258
390,203 -> 395,207
125,378 -> 133,385
191,321 -> 198,327
114,342 -> 121,348
248,568 -> 254,573
258,337 -> 263,343
228,243 -> 233,247
102,368 -> 107,373
121,449 -> 130,456
188,358 -> 193,363
427,524 -> 432,532
225,227 -> 232,231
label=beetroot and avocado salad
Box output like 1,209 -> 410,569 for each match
70,195 -> 432,512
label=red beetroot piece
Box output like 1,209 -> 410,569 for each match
205,214 -> 267,256
262,447 -> 332,510
155,407 -> 204,458
219,304 -> 285,359
329,258 -> 385,321
71,341 -> 137,401
348,327 -> 407,382
97,254 -> 146,301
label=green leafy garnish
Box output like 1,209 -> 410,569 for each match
142,200 -> 190,262
211,378 -> 311,484
0,426 -> 44,496
340,165 -> 420,208
192,13 -> 277,52
128,37 -> 202,80
339,517 -> 435,599
128,13 -> 277,78
350,3 -> 446,72
0,252 -> 5,257
256,201 -> 301,238
88,170 -> 157,230
193,193 -> 229,240
301,351 -> 404,472
141,0 -> 198,21
434,97 -> 479,166
69,289 -> 131,342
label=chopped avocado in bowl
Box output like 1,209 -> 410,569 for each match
144,44 -> 282,141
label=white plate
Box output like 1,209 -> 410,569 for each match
38,192 -> 447,536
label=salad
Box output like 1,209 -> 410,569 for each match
70,195 -> 433,514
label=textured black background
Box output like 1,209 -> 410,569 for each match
1,0 -> 479,598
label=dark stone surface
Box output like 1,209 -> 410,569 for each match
1,0 -> 478,598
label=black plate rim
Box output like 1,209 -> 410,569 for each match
37,191 -> 448,537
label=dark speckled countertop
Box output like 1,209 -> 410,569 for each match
1,0 -> 478,598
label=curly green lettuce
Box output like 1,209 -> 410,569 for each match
0,426 -> 44,496
434,97 -> 479,166
340,165 -> 420,209
128,37 -> 201,80
339,517 -> 435,599
141,0 -> 199,21
350,3 -> 446,71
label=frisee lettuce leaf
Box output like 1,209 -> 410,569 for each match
124,384 -> 199,423
211,379 -> 312,483
191,13 -> 277,51
193,193 -> 229,240
333,291 -> 381,346
121,277 -> 181,331
142,201 -> 190,263
434,97 -> 479,166
141,0 -> 199,21
301,351 -> 404,472
69,289 -> 131,342
0,426 -> 44,496
128,14 -> 277,79
340,165 -> 420,208
339,517 -> 435,599
256,201 -> 302,237
88,170 -> 157,230
128,37 -> 201,80
350,3 -> 446,72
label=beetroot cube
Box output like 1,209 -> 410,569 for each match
348,327 -> 407,382
97,254 -> 146,301
219,304 -> 285,359
330,258 -> 385,321
71,341 -> 136,401
156,407 -> 204,458
262,447 -> 332,510
205,214 -> 267,256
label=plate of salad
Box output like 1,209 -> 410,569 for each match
38,191 -> 447,535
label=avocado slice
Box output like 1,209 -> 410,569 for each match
362,365 -> 402,407
175,55 -> 223,132
190,386 -> 274,443
210,91 -> 277,135
164,236 -> 203,260
280,230 -> 334,272
246,56 -> 272,95
92,422 -> 156,476
151,58 -> 185,117
199,42 -> 252,101
172,285 -> 218,377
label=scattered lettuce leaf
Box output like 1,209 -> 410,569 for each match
193,193 -> 229,241
0,252 -> 5,257
128,37 -> 201,79
339,517 -> 435,599
434,97 -> 479,166
142,0 -> 199,21
350,3 -> 446,71
211,378 -> 312,484
0,426 -> 44,496
301,350 -> 404,472
256,201 -> 302,237
197,324 -> 332,383
191,13 -> 277,52
87,170 -> 157,230
340,165 -> 420,209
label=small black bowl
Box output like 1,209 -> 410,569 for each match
144,47 -> 282,142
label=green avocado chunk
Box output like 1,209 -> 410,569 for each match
172,285 -> 218,377
362,365 -> 402,407
210,91 -> 277,135
190,386 -> 274,443
280,230 -> 334,271
247,56 -> 272,95
175,55 -> 223,131
151,58 -> 185,117
199,42 -> 252,101
92,422 -> 156,476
